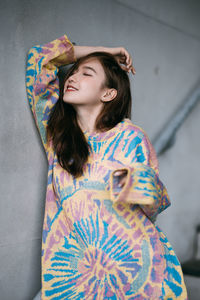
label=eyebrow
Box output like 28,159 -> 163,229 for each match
82,66 -> 97,74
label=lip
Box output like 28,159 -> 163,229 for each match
65,84 -> 78,92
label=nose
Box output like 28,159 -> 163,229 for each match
64,72 -> 77,91
68,72 -> 78,82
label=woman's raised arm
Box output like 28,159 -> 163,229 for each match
25,35 -> 75,159
74,45 -> 136,74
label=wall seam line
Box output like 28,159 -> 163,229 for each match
114,0 -> 200,43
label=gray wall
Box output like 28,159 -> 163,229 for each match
0,0 -> 200,299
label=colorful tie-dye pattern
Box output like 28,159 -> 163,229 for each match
26,35 -> 187,299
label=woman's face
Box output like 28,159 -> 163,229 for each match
63,58 -> 107,107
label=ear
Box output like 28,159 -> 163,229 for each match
101,88 -> 117,102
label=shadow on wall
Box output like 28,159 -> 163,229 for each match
153,81 -> 200,156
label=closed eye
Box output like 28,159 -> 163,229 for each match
83,73 -> 92,76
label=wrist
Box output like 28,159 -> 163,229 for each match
73,45 -> 106,60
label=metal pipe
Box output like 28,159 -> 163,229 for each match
153,82 -> 200,156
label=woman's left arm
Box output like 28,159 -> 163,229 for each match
109,131 -> 171,222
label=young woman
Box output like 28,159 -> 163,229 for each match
26,34 -> 187,300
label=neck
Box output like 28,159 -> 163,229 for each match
75,104 -> 103,134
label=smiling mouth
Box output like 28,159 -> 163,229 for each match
65,87 -> 78,92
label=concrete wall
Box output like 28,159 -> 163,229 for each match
0,0 -> 199,299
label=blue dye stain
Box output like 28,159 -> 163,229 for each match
164,279 -> 182,297
135,145 -> 145,163
44,273 -> 54,282
125,136 -> 141,158
168,267 -> 182,284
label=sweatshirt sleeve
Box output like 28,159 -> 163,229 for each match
25,35 -> 76,160
109,129 -> 171,223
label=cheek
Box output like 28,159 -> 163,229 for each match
84,80 -> 102,94
85,85 -> 102,100
63,82 -> 68,93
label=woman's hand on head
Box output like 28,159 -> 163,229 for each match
103,46 -> 136,75
73,45 -> 136,75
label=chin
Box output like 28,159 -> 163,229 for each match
62,98 -> 78,108
63,96 -> 74,103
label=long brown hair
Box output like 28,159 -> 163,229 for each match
47,51 -> 132,178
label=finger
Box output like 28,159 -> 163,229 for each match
127,64 -> 136,74
125,52 -> 133,68
126,54 -> 131,66
118,61 -> 136,75
131,66 -> 136,75
119,47 -> 130,64
123,51 -> 133,69
119,65 -> 129,72
117,50 -> 132,68
127,57 -> 133,68
119,54 -> 133,71
113,170 -> 124,176
121,64 -> 133,74
118,177 -> 127,187
126,56 -> 134,71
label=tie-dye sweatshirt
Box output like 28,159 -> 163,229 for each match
26,34 -> 187,300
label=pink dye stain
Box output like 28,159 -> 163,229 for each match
133,228 -> 142,239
